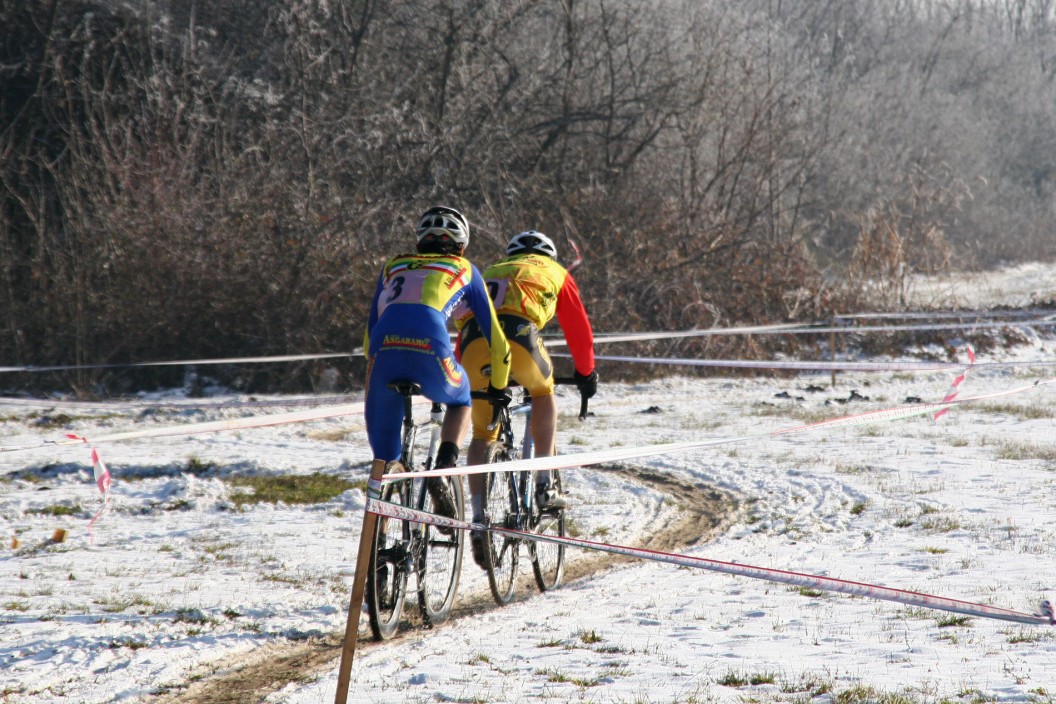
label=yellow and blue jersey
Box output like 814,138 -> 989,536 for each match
366,252 -> 510,389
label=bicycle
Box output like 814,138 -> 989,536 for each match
471,379 -> 589,605
364,383 -> 465,640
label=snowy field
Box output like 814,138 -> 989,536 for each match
2,263 -> 1056,704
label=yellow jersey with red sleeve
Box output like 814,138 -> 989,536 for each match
480,252 -> 595,376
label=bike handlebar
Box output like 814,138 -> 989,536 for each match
471,377 -> 590,425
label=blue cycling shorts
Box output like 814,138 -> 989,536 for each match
365,306 -> 470,461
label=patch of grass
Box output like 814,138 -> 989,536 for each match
921,516 -> 961,533
894,517 -> 914,528
97,594 -> 158,614
173,608 -> 218,627
1006,628 -> 1043,644
717,670 -> 777,686
536,638 -> 563,648
109,637 -> 150,650
184,457 -> 217,475
780,672 -> 833,695
833,684 -> 916,704
228,473 -> 358,506
579,629 -> 603,644
564,517 -> 584,538
850,501 -> 867,516
936,614 -> 973,628
977,402 -> 1055,421
795,587 -> 826,598
994,440 -> 1056,464
919,546 -> 949,554
26,503 -> 82,517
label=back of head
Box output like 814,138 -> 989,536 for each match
506,230 -> 557,259
416,206 -> 469,255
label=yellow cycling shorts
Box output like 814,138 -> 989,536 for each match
460,314 -> 553,441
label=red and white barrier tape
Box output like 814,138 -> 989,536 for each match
366,498 -> 1055,627
384,378 -> 1056,482
555,352 -> 1056,372
934,345 -> 975,420
65,434 -> 112,541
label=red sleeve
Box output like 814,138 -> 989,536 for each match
555,272 -> 595,375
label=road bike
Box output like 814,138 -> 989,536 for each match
364,383 -> 465,640
472,379 -> 588,604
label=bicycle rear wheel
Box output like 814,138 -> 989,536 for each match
482,442 -> 519,605
418,475 -> 464,626
530,469 -> 566,591
366,464 -> 410,640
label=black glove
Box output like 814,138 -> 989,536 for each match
485,384 -> 512,408
574,370 -> 599,400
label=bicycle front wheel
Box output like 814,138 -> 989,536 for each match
366,465 -> 410,640
418,475 -> 464,626
482,442 -> 519,605
530,469 -> 566,592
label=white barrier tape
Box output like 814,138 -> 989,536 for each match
0,352 -> 354,374
0,401 -> 366,453
365,498 -> 1055,627
0,394 -> 364,411
556,352 -> 1056,372
837,310 -> 1056,321
384,379 -> 1056,482
546,317 -> 1056,348
5,314 -> 1053,374
545,322 -> 809,347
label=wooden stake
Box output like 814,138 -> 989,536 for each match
334,459 -> 386,704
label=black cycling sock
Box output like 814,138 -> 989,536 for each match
435,441 -> 459,469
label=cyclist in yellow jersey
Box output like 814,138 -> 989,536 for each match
365,206 -> 511,520
456,230 -> 597,567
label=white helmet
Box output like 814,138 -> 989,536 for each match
416,206 -> 470,247
506,230 -> 557,258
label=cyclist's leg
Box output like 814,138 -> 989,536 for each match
460,334 -> 500,509
507,323 -> 565,507
364,352 -> 409,464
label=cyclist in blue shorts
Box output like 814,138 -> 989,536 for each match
364,206 -> 511,518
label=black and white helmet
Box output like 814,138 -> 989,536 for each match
506,230 -> 557,258
416,206 -> 470,247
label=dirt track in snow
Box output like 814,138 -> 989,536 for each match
149,466 -> 738,704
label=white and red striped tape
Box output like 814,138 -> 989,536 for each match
384,378 -> 1056,482
366,498 -> 1055,627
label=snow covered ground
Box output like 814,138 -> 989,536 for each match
2,263 -> 1056,704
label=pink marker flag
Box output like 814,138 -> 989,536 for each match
934,344 -> 976,420
66,434 -> 113,539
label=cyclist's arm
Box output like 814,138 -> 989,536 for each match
555,272 -> 595,376
363,267 -> 387,353
465,264 -> 511,389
